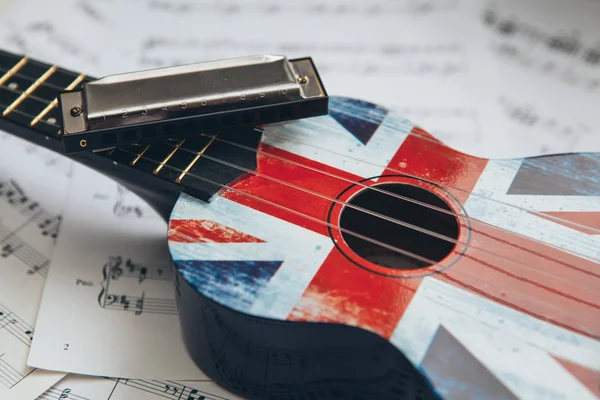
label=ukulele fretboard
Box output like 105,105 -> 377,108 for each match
0,49 -> 262,208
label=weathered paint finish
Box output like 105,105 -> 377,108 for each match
168,97 -> 600,400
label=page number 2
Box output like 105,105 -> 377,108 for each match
64,343 -> 69,351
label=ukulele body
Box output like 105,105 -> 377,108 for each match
168,97 -> 600,400
0,49 -> 597,399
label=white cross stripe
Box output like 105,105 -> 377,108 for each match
262,110 -> 414,179
170,193 -> 333,319
465,159 -> 600,262
390,278 -> 600,400
471,159 -> 600,212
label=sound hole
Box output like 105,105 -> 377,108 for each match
339,184 -> 459,270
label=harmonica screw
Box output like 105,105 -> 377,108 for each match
298,75 -> 310,84
70,106 -> 83,117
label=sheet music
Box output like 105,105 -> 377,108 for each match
0,0 -> 599,396
37,374 -> 244,400
0,137 -> 69,399
27,165 -> 209,379
472,0 -> 600,155
0,0 -> 522,158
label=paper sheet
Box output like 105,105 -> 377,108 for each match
27,164 -> 210,379
37,374 -> 244,400
0,0 -> 599,395
0,0 -> 520,158
470,0 -> 600,155
0,135 -> 69,399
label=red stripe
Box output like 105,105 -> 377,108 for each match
537,211 -> 600,235
221,143 -> 364,237
438,273 -> 594,338
168,219 -> 265,243
383,127 -> 489,202
288,250 -> 419,339
551,356 -> 600,395
442,221 -> 600,338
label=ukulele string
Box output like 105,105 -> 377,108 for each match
203,132 -> 600,253
262,125 -> 600,235
2,98 -> 600,274
0,83 -> 595,237
115,147 -> 600,336
1,104 -> 596,326
2,103 -> 599,284
113,145 -> 600,309
1,83 -> 64,111
0,67 -> 67,92
158,138 -> 600,279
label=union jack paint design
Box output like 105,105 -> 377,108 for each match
168,97 -> 600,400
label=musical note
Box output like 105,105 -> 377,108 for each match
58,388 -> 71,399
0,180 -> 63,241
108,256 -> 124,280
119,295 -> 130,311
164,383 -> 179,394
187,389 -> 208,400
138,37 -> 468,77
482,3 -> 600,94
97,256 -> 176,316
144,0 -> 458,16
1,243 -> 18,258
135,293 -> 144,316
37,215 -> 62,239
0,303 -> 35,347
497,96 -> 594,153
0,220 -> 51,277
113,185 -> 144,219
100,292 -> 177,316
105,256 -> 171,283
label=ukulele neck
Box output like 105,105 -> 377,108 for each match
0,49 -> 262,220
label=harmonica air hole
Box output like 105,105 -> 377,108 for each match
180,121 -> 197,133
141,127 -> 158,139
102,132 -> 117,145
280,106 -> 293,119
241,112 -> 255,124
222,114 -> 238,126
259,109 -> 277,123
121,129 -> 138,142
202,118 -> 218,130
162,123 -> 178,136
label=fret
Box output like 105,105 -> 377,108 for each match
0,78 -> 56,105
0,95 -> 60,129
130,144 -> 150,166
176,136 -> 215,183
31,73 -> 86,126
153,140 -> 185,175
0,57 -> 28,86
1,48 -> 264,211
2,66 -> 57,116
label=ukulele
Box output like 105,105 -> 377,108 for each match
1,49 -> 599,400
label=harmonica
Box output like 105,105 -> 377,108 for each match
59,55 -> 328,152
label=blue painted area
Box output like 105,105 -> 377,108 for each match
420,326 -> 518,400
176,260 -> 283,312
329,97 -> 389,145
508,153 -> 600,195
